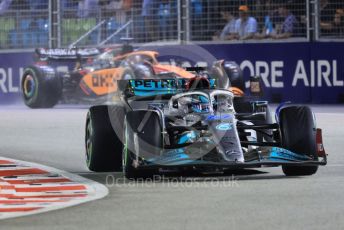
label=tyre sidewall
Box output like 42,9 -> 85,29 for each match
86,105 -> 125,172
279,106 -> 318,176
279,106 -> 317,159
22,67 -> 44,108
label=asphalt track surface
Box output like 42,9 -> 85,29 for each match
0,104 -> 343,230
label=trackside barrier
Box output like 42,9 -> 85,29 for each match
0,42 -> 343,105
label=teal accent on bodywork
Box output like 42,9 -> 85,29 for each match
178,132 -> 197,145
199,95 -> 209,103
269,147 -> 311,161
147,149 -> 193,165
208,79 -> 216,88
133,89 -> 179,97
139,147 -> 316,167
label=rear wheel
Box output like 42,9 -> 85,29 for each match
279,106 -> 318,176
211,61 -> 244,91
123,110 -> 162,179
223,61 -> 245,91
85,104 -> 126,172
21,66 -> 62,108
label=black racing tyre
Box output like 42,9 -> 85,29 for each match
21,66 -> 62,108
211,61 -> 244,91
85,104 -> 126,172
223,61 -> 245,91
279,106 -> 318,176
121,68 -> 135,80
123,110 -> 162,179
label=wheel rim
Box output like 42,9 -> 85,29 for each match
85,117 -> 93,167
23,74 -> 36,99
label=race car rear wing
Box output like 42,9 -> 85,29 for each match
185,66 -> 207,73
118,78 -> 217,98
35,47 -> 101,61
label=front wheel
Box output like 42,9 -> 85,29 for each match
279,106 -> 318,176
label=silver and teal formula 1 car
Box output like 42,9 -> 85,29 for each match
84,72 -> 327,179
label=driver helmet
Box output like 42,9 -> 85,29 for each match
191,95 -> 211,113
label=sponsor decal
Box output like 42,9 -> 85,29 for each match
130,79 -> 186,89
216,123 -> 233,131
130,79 -> 217,90
0,67 -> 24,94
92,74 -> 116,87
206,114 -> 233,121
37,48 -> 100,57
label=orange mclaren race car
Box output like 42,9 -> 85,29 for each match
21,45 -> 245,108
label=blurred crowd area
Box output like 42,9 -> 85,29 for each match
0,0 -> 344,49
